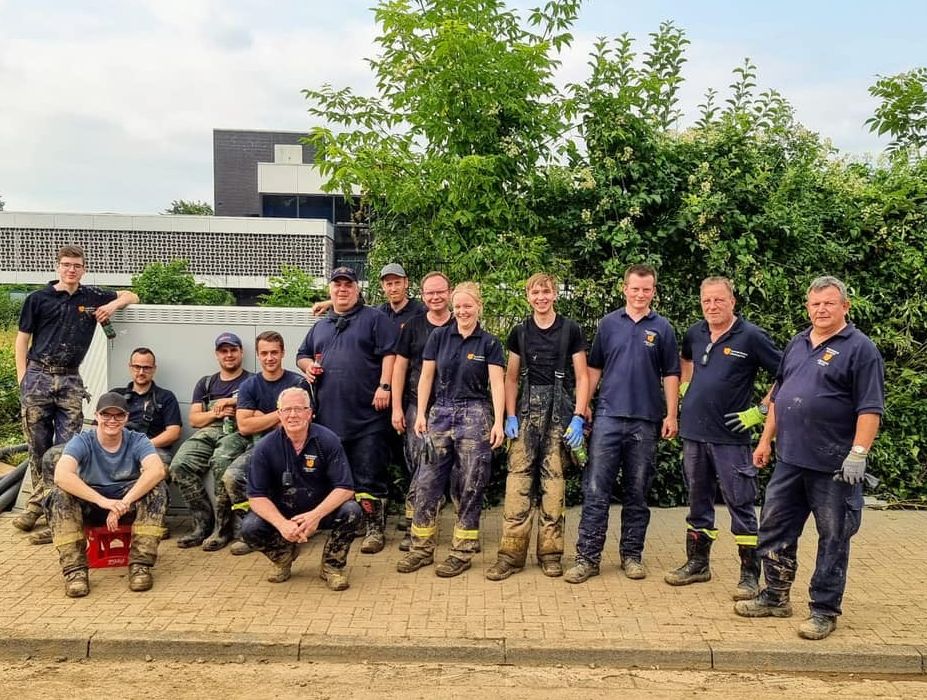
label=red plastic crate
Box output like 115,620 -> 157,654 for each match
85,525 -> 132,568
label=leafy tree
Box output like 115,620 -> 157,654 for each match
258,265 -> 327,307
132,260 -> 234,305
163,199 -> 214,215
866,67 -> 927,161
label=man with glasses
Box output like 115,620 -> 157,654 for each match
13,245 -> 138,543
47,392 -> 168,597
664,277 -> 781,601
565,263 -> 680,584
390,271 -> 454,551
240,387 -> 361,590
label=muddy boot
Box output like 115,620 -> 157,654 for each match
664,531 -> 712,586
64,568 -> 90,598
486,558 -> 522,581
12,509 -> 42,532
229,510 -> 254,556
128,563 -> 154,592
177,502 -> 215,549
267,545 -> 299,583
202,495 -> 233,552
28,527 -> 53,545
360,499 -> 386,554
733,544 -> 761,601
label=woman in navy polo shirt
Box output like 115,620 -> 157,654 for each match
396,282 -> 505,578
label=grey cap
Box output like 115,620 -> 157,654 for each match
96,392 -> 129,414
379,263 -> 407,279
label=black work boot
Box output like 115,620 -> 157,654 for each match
202,500 -> 233,552
733,544 -> 761,601
360,499 -> 386,554
176,502 -> 215,549
664,530 -> 712,586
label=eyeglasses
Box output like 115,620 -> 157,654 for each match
98,412 -> 128,423
59,262 -> 85,270
700,342 -> 715,366
279,406 -> 310,415
422,289 -> 450,297
130,364 -> 155,372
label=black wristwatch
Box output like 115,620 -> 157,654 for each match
379,383 -> 392,391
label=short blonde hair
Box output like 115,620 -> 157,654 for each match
525,273 -> 557,294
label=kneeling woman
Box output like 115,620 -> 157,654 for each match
397,282 -> 505,577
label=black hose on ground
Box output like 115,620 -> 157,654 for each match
0,459 -> 28,495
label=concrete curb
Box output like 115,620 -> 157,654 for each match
1,629 -> 925,675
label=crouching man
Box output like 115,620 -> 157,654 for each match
49,392 -> 168,598
240,388 -> 362,590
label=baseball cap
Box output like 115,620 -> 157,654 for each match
96,392 -> 129,414
215,331 -> 243,349
379,263 -> 407,279
330,266 -> 359,283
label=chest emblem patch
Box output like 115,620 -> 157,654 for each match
304,455 -> 317,473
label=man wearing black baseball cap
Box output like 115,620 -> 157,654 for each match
47,392 -> 169,598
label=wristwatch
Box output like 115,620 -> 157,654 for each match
851,445 -> 868,456
379,383 -> 392,391
758,404 -> 769,415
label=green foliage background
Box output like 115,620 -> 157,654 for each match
132,260 -> 235,306
304,1 -> 927,508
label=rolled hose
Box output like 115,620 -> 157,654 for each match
0,458 -> 28,495
0,442 -> 27,462
0,480 -> 22,511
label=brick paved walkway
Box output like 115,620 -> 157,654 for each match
2,505 -> 926,666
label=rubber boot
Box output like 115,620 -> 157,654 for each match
664,530 -> 712,586
360,498 -> 386,554
733,544 -> 761,601
177,501 -> 215,549
202,495 -> 233,552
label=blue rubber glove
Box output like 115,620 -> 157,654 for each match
504,415 -> 519,439
563,415 -> 585,449
833,450 -> 867,485
723,405 -> 766,433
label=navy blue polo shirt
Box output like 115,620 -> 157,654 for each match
377,298 -> 425,333
772,323 -> 884,473
396,313 -> 454,407
588,309 -> 680,423
423,323 -> 505,403
247,423 -> 354,516
19,282 -> 117,368
238,370 -> 309,436
109,382 -> 183,439
680,317 -> 782,444
297,305 -> 398,439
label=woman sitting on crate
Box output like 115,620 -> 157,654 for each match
46,392 -> 168,598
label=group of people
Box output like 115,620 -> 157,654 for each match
12,245 -> 884,642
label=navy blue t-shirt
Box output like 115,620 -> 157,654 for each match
377,298 -> 425,333
237,370 -> 309,436
19,283 -> 117,368
396,313 -> 453,407
297,305 -> 398,439
423,323 -> 505,404
247,423 -> 354,516
588,309 -> 680,423
680,317 -> 782,444
772,323 -> 884,473
109,382 -> 183,439
190,370 -> 252,406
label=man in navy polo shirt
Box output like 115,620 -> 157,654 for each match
565,263 -> 680,584
664,276 -> 781,600
203,331 -> 308,553
297,266 -> 398,555
735,276 -> 884,641
14,244 -> 138,542
240,388 -> 361,589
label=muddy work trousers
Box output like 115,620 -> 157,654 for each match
497,386 -> 567,567
20,365 -> 87,515
410,401 -> 493,562
240,500 -> 361,569
171,427 -> 250,527
47,482 -> 168,575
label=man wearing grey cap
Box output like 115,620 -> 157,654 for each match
170,332 -> 252,549
47,392 -> 168,598
377,263 -> 425,331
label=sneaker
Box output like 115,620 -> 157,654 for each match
798,614 -> 837,640
485,559 -> 521,581
621,557 -> 647,580
128,564 -> 153,592
398,532 -> 412,552
540,560 -> 563,578
319,565 -> 350,591
64,569 -> 90,598
230,540 -> 254,556
564,560 -> 600,584
12,510 -> 41,532
733,591 -> 793,618
397,551 -> 434,573
28,527 -> 52,545
435,555 -> 471,578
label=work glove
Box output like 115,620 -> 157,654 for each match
724,406 -> 766,433
679,381 -> 690,398
833,450 -> 867,485
563,415 -> 585,449
504,415 -> 519,440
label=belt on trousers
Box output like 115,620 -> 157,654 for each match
28,359 -> 80,375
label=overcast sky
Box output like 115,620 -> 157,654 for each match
1,0 -> 924,214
